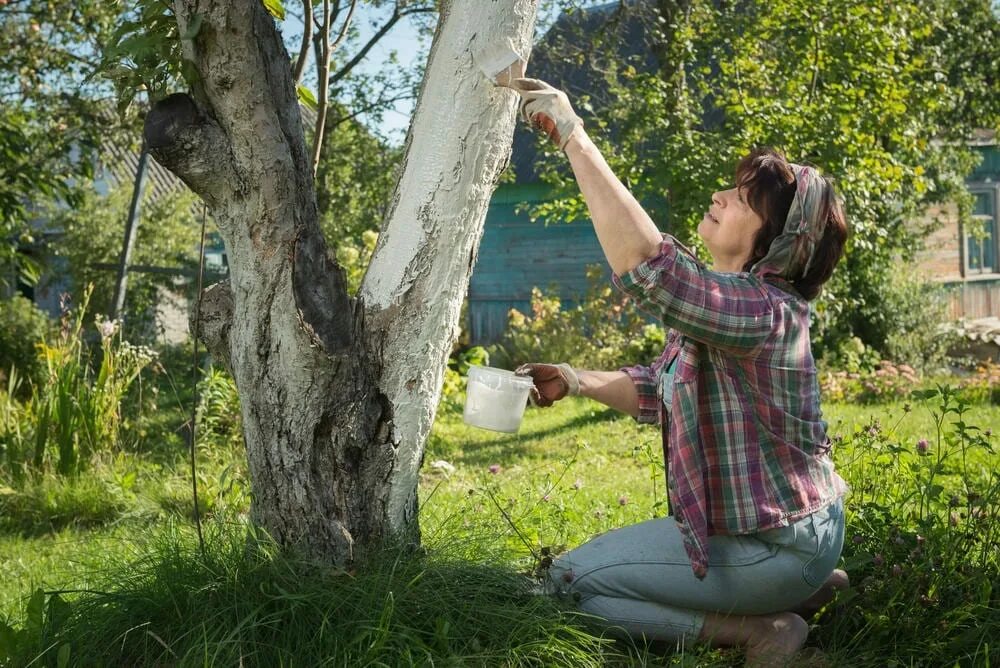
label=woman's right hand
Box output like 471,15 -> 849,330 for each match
514,363 -> 580,407
509,78 -> 583,150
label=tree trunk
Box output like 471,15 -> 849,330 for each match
144,0 -> 536,565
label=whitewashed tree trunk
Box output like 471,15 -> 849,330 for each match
144,0 -> 536,565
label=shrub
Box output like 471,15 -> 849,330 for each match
820,359 -> 921,404
0,286 -> 156,477
490,265 -> 666,371
0,296 -> 51,394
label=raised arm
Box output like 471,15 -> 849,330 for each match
512,78 -> 661,275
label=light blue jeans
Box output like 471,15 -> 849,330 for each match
545,498 -> 845,643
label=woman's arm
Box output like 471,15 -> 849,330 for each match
577,369 -> 641,418
562,129 -> 663,276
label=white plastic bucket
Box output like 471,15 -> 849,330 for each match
463,365 -> 534,433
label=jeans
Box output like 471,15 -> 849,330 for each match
545,498 -> 845,644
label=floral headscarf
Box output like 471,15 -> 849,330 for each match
750,164 -> 829,281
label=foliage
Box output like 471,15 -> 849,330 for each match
0,296 -> 52,394
820,359 -> 921,404
490,265 -> 666,370
533,0 -> 1000,360
830,387 -> 998,664
955,360 -> 1000,405
440,345 -> 491,411
43,180 -> 202,341
0,287 -> 156,478
0,1 -> 123,286
814,262 -> 959,372
333,229 -> 379,296
195,367 -> 242,452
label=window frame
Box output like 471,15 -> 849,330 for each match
963,183 -> 1000,278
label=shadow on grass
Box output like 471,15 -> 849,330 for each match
442,406 -> 624,466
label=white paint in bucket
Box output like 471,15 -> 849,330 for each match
463,365 -> 535,433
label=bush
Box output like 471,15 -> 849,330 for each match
820,359 -> 921,404
0,296 -> 51,393
490,265 -> 666,371
815,264 -> 958,374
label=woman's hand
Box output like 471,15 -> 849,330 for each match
514,362 -> 580,407
510,78 -> 583,150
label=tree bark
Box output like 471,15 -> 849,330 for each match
145,0 -> 536,565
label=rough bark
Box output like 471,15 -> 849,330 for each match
146,0 -> 536,565
361,1 -> 537,533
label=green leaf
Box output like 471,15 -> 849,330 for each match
57,643 -> 71,668
296,85 -> 318,112
263,0 -> 286,21
25,589 -> 44,638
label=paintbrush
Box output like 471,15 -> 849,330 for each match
475,39 -> 526,88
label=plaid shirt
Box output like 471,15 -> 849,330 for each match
614,236 -> 848,579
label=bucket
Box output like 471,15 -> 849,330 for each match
463,365 -> 535,433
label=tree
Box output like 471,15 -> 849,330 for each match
0,1 -> 123,286
140,0 -> 537,564
529,0 -> 1000,362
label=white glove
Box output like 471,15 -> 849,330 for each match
510,78 -> 583,150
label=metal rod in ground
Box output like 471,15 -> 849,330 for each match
189,204 -> 208,558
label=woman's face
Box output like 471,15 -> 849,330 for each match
697,186 -> 765,272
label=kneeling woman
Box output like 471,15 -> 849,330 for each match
510,79 -> 849,666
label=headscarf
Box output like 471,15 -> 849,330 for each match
750,163 -> 829,281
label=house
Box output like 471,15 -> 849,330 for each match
467,2 -> 1000,346
917,131 -> 1000,320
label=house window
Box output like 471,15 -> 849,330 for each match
965,187 -> 998,275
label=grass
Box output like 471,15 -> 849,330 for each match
1,387 -> 998,666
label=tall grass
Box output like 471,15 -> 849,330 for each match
1,518 -> 627,667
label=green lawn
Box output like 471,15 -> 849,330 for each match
2,393 -> 997,665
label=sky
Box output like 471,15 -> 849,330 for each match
282,2 -> 607,144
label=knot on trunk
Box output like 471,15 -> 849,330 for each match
144,93 -> 236,207
192,280 -> 234,372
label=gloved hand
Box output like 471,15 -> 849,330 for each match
510,78 -> 583,150
514,362 -> 580,407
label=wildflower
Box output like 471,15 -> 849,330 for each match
916,438 -> 929,455
903,402 -> 912,413
572,479 -> 583,490
488,464 -> 501,474
851,534 -> 865,545
618,495 -> 628,506
593,509 -> 604,519
562,569 -> 575,583
950,512 -> 960,526
949,494 -> 961,507
891,564 -> 903,577
985,429 -> 993,438
915,535 -> 925,546
541,494 -> 550,503
97,317 -> 119,339
873,553 -> 885,567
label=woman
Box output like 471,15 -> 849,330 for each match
509,79 -> 850,666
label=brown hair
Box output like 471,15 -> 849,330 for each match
735,147 -> 848,300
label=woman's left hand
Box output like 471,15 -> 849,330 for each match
510,78 -> 583,150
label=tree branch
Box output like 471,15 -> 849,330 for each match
143,93 -> 235,210
292,0 -> 314,84
328,4 -> 436,87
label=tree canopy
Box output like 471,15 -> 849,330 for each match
530,0 -> 1000,362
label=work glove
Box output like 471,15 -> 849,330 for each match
514,362 -> 580,407
510,78 -> 583,150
